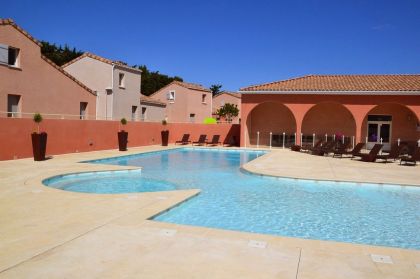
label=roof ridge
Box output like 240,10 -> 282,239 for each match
0,18 -> 42,47
240,74 -> 420,92
62,52 -> 141,72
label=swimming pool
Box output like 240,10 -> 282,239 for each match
45,148 -> 420,250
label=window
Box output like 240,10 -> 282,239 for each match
80,102 -> 88,120
7,94 -> 21,117
167,91 -> 175,102
202,94 -> 207,103
141,107 -> 147,121
131,106 -> 137,121
0,44 -> 20,67
118,73 -> 125,88
189,113 -> 195,123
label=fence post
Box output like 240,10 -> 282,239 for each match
282,132 -> 285,149
270,132 -> 272,149
333,134 -> 335,141
294,132 -> 296,145
352,136 -> 355,148
257,131 -> 260,148
342,135 -> 344,144
325,133 -> 328,142
418,139 -> 420,147
300,133 -> 303,147
397,138 -> 400,146
312,133 -> 315,146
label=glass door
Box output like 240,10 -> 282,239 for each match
366,121 -> 392,150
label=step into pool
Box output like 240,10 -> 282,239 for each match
44,148 -> 420,250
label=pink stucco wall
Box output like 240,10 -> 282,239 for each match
0,24 -> 96,118
212,93 -> 241,123
0,118 -> 240,160
151,83 -> 212,123
241,94 -> 420,147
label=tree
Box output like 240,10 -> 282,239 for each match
132,65 -> 183,96
210,84 -> 222,96
40,41 -> 83,66
216,103 -> 239,123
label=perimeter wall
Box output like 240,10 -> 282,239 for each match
0,118 -> 240,160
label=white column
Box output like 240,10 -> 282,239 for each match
282,132 -> 285,149
397,138 -> 400,146
269,132 -> 272,149
312,133 -> 315,147
257,131 -> 260,148
300,133 -> 303,146
342,135 -> 345,144
325,133 -> 328,142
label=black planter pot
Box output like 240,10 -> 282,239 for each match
118,131 -> 128,151
31,132 -> 47,161
161,130 -> 169,146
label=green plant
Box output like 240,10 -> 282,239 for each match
33,113 -> 43,133
203,117 -> 217,124
120,118 -> 127,125
216,103 -> 239,123
162,119 -> 167,125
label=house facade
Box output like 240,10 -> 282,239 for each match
140,94 -> 166,122
150,81 -> 212,123
63,53 -> 142,121
212,91 -> 241,123
0,19 -> 96,119
239,75 -> 420,150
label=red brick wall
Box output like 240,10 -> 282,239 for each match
0,118 -> 240,160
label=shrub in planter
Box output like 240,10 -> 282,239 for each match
118,118 -> 128,151
31,113 -> 47,161
161,119 -> 169,146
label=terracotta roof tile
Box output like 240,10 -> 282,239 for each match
213,91 -> 242,99
62,52 -> 141,72
240,75 -> 420,92
172,81 -> 211,92
140,94 -> 166,106
0,18 -> 42,47
1,18 -> 95,96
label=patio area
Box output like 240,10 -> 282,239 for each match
0,145 -> 419,278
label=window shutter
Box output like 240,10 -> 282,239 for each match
0,44 -> 8,64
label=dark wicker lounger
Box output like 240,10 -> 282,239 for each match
353,144 -> 383,162
192,134 -> 207,146
175,134 -> 191,145
400,146 -> 420,165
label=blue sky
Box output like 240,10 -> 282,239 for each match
2,0 -> 420,91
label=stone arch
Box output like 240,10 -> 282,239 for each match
301,102 -> 357,142
361,102 -> 419,149
246,102 -> 297,147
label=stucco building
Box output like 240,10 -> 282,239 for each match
63,53 -> 144,121
140,94 -> 166,122
239,75 -> 420,150
0,19 -> 96,119
150,81 -> 212,123
212,91 -> 241,123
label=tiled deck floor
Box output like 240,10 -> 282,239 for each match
0,145 -> 419,278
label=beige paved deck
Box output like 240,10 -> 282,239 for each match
0,145 -> 419,278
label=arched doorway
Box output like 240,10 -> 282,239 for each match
246,102 -> 296,147
302,102 -> 356,144
361,103 -> 419,151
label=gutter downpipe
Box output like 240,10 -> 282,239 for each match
110,64 -> 115,120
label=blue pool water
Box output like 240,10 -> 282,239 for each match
45,148 -> 420,250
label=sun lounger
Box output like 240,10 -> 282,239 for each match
334,142 -> 364,158
206,135 -> 221,146
175,134 -> 191,145
353,144 -> 383,162
311,141 -> 336,156
376,143 -> 401,162
223,135 -> 238,147
301,139 -> 322,152
192,134 -> 207,146
400,146 -> 420,165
